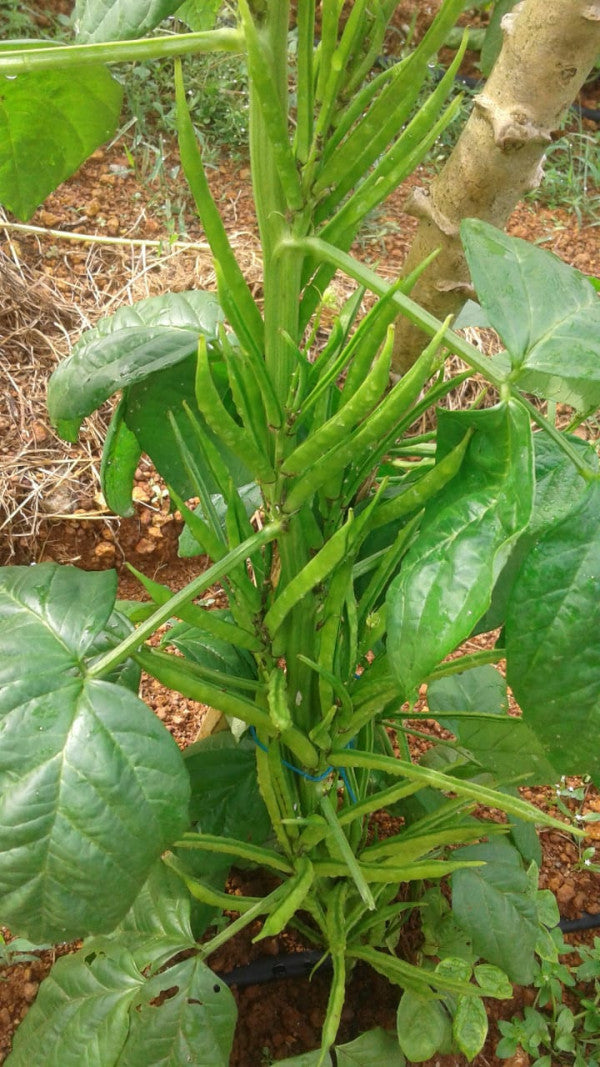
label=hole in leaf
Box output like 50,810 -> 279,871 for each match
149,985 -> 179,1007
188,997 -> 204,1006
213,984 -> 221,993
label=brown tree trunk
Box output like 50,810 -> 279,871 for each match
392,0 -> 600,376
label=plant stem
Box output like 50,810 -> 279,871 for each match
286,236 -> 507,386
87,521 -> 282,677
0,29 -> 244,73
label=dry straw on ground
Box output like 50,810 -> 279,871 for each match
0,214 -> 265,562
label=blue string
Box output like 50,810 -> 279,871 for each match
249,726 -> 357,804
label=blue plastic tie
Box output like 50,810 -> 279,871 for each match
249,726 -> 357,803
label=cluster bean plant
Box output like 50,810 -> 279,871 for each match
1,1 -> 600,1063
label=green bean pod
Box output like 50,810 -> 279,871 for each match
267,666 -> 292,732
314,0 -> 465,199
329,749 -> 586,835
356,512 -> 421,628
238,0 -> 303,211
319,793 -> 375,911
343,0 -> 399,95
218,326 -> 270,456
293,0 -> 315,164
314,0 -> 342,105
311,0 -> 371,148
372,429 -> 473,530
282,328 -> 391,476
124,563 -> 261,652
253,856 -> 315,942
195,336 -> 276,485
163,853 -> 261,913
296,813 -> 330,852
315,559 -> 354,718
135,647 -> 272,729
255,743 -> 298,855
100,398 -> 141,518
284,326 -> 443,514
176,832 -> 293,874
350,945 -> 483,999
264,518 -> 352,638
221,318 -> 283,433
174,59 -> 263,358
320,894 -> 347,1054
318,90 -> 464,239
182,400 -> 234,498
318,62 -> 399,169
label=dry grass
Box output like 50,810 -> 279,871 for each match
0,214 -> 264,563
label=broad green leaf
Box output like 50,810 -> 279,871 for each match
176,0 -> 221,31
75,0 -> 184,41
0,564 -> 189,942
453,994 -> 488,1060
122,357 -> 251,500
396,992 -> 452,1061
5,946 -> 144,1066
335,1028 -> 405,1065
6,946 -> 236,1067
179,483 -> 262,558
462,219 -> 600,410
0,53 -> 122,220
536,888 -> 560,931
473,964 -> 513,999
452,840 -> 538,985
428,665 -> 508,718
183,732 -> 270,844
472,431 -> 596,635
500,787 -> 543,866
452,719 -> 557,784
420,887 -> 474,962
506,480 -> 600,777
387,402 -> 533,697
530,433 -> 597,533
428,670 -> 557,783
101,400 -> 142,517
163,621 -> 257,679
117,956 -> 236,1066
47,291 -> 223,437
102,860 -> 195,971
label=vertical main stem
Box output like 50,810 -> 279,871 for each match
246,1 -> 320,745
248,0 -> 301,406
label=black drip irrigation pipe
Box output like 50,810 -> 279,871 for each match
217,915 -> 600,988
217,950 -> 331,989
559,911 -> 600,934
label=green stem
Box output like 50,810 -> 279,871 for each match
424,647 -> 505,680
199,881 -> 293,960
87,521 -> 282,677
319,793 -> 376,911
287,236 -> 506,387
0,29 -> 244,73
244,1 -> 305,406
518,394 -> 599,482
329,750 -> 585,836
